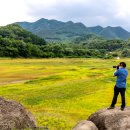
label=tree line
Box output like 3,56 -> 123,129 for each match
0,24 -> 130,58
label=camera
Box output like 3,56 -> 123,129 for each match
113,65 -> 119,69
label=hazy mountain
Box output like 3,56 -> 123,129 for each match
16,18 -> 130,41
87,26 -> 104,34
99,26 -> 130,40
16,18 -> 89,41
88,26 -> 130,40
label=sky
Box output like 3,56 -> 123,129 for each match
1,0 -> 130,31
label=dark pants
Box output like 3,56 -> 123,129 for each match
111,86 -> 126,108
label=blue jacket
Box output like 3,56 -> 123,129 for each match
114,68 -> 128,88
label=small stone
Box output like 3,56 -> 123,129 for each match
72,120 -> 98,130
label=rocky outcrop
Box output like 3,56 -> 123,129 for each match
72,120 -> 98,130
0,97 -> 36,130
88,107 -> 130,130
73,107 -> 130,130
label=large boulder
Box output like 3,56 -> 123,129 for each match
88,107 -> 130,130
0,97 -> 36,130
72,120 -> 98,130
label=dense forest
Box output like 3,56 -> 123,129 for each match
0,24 -> 130,58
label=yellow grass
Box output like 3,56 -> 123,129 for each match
0,58 -> 130,129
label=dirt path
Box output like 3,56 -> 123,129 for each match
0,80 -> 29,85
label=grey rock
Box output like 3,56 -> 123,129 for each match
72,120 -> 98,130
0,97 -> 36,130
88,107 -> 130,130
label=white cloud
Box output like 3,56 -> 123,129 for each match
0,0 -> 31,25
0,0 -> 130,31
24,0 -> 118,24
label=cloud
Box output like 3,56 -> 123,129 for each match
24,0 -> 118,24
24,0 -> 92,19
0,0 -> 31,25
23,1 -> 107,24
0,0 -> 130,31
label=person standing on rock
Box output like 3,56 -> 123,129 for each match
108,62 -> 128,111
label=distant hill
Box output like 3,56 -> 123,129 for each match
0,24 -> 46,57
73,33 -> 104,44
0,24 -> 46,45
99,26 -> 130,40
87,26 -> 104,34
16,18 -> 130,41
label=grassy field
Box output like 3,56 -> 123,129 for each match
0,58 -> 130,130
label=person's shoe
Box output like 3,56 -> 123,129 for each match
107,106 -> 115,109
121,107 -> 125,111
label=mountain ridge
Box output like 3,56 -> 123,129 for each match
16,18 -> 130,41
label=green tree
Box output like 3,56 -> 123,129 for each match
121,49 -> 130,57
